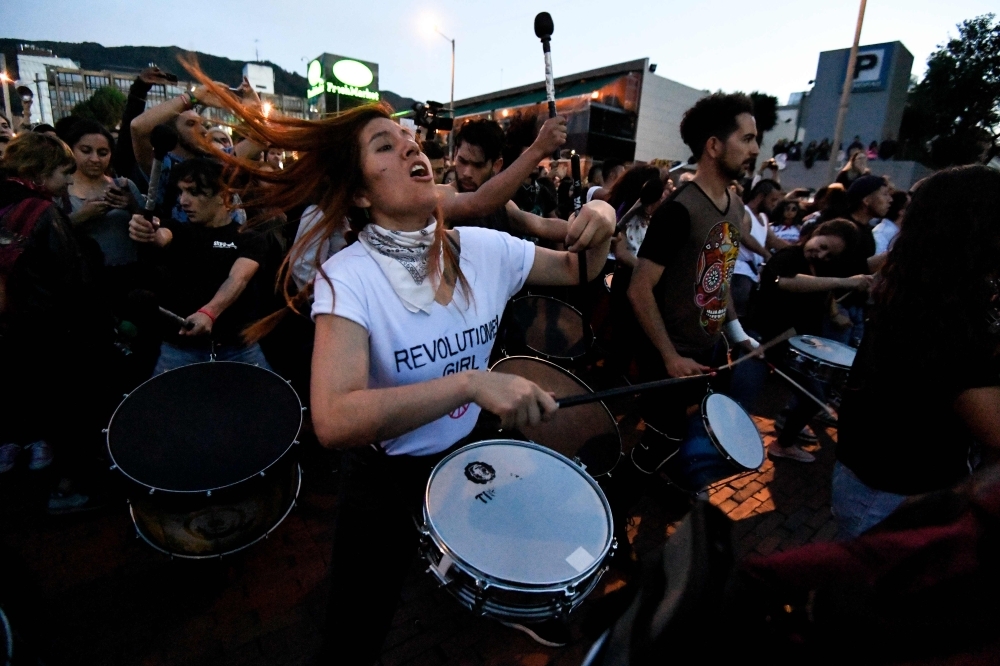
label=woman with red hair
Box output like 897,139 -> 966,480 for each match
189,70 -> 616,659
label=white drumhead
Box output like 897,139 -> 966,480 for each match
789,335 -> 857,368
425,440 -> 612,586
704,394 -> 765,469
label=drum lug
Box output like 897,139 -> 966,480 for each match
122,393 -> 129,399
292,440 -> 300,446
259,471 -> 266,477
572,456 -> 587,472
102,428 -> 108,434
109,464 -> 118,471
148,488 -> 154,495
206,490 -> 212,497
301,406 -> 308,412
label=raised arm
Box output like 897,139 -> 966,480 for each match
131,95 -> 189,175
437,116 -> 566,220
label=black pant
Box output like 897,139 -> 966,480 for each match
317,441 -> 464,665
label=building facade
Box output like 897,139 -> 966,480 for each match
451,59 -> 707,165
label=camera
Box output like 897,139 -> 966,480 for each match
411,101 -> 453,132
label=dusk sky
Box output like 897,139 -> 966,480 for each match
4,0 -> 996,104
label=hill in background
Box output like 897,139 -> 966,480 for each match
0,39 -> 417,112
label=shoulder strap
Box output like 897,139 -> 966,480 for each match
0,197 -> 54,274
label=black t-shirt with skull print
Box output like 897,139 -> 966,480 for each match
636,182 -> 743,356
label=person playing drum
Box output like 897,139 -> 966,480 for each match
752,219 -> 873,462
189,69 -> 616,661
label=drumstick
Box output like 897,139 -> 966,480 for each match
159,306 -> 195,330
556,373 -> 711,409
766,362 -> 838,419
713,328 -> 796,373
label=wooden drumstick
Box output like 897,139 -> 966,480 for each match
713,328 -> 796,373
766,362 -> 838,419
556,373 -> 711,409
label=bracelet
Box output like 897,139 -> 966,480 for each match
197,308 -> 216,324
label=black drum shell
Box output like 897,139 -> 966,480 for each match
127,455 -> 299,558
502,295 -> 593,363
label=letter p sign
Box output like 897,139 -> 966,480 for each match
854,53 -> 879,79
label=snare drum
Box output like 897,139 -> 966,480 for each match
490,356 -> 622,476
420,440 -> 615,621
504,294 -> 593,363
107,362 -> 303,559
635,393 -> 764,493
787,335 -> 857,387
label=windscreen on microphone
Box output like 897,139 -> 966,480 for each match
534,12 -> 554,39
150,123 -> 178,160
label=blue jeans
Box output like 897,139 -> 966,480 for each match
823,304 -> 865,348
831,461 -> 907,539
154,341 -> 272,375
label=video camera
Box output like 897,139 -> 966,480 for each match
411,101 -> 453,132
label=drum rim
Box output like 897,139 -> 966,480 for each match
508,294 -> 594,361
700,392 -> 765,471
488,355 -> 622,464
128,463 -> 303,560
105,361 -> 303,495
423,438 -> 615,589
788,335 -> 857,369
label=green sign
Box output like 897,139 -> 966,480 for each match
306,54 -> 379,103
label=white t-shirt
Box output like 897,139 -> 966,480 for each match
872,218 -> 900,255
311,227 -> 536,456
734,206 -> 768,283
291,205 -> 349,290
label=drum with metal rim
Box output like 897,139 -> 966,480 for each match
106,362 -> 303,559
420,439 -> 615,621
634,393 -> 764,493
490,356 -> 622,477
503,294 -> 593,363
786,335 -> 857,387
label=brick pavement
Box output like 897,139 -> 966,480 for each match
0,374 -> 841,666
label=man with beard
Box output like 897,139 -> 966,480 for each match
131,77 -> 262,223
447,118 -> 568,241
627,93 -> 760,470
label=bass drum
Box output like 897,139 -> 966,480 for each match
503,294 -> 593,364
107,362 -> 303,559
490,356 -> 622,477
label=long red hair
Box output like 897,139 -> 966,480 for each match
178,58 -> 468,341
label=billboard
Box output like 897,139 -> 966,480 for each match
307,53 -> 379,111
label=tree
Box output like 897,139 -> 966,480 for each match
70,86 -> 127,130
900,14 -> 1000,167
750,92 -> 779,145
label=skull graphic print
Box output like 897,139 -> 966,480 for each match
694,221 -> 740,335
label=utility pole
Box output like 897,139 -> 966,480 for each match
828,0 -> 867,183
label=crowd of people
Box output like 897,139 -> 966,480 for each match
1,60 -> 998,663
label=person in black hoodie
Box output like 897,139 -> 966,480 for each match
0,133 -> 119,512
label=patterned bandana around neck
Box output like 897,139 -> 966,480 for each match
358,218 -> 440,314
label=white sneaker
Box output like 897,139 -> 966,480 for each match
767,443 -> 816,463
26,440 -> 53,471
0,443 -> 21,473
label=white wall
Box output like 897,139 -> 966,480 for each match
243,63 -> 275,95
16,54 -> 78,125
633,72 -> 707,163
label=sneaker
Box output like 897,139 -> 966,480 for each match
47,491 -> 91,514
0,443 -> 21,473
767,443 -> 816,463
501,618 -> 570,647
26,440 -> 53,471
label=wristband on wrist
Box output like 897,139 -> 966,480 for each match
197,308 -> 216,324
723,319 -> 750,344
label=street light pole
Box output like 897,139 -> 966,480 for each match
435,27 -> 455,158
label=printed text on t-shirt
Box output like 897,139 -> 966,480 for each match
393,315 -> 501,375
